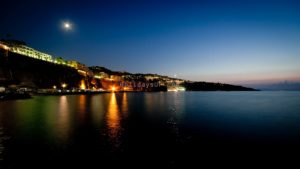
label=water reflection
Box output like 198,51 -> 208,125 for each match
0,92 -> 300,167
106,93 -> 121,148
13,97 -> 56,138
121,93 -> 128,117
0,106 -> 5,161
91,95 -> 105,126
144,93 -> 154,113
167,92 -> 185,143
78,95 -> 87,121
57,96 -> 70,141
0,127 -> 4,161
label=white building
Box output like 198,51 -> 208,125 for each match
9,45 -> 53,62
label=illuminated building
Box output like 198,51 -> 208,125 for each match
67,60 -> 93,77
94,72 -> 109,79
167,86 -> 186,92
9,44 -> 53,62
80,80 -> 86,90
109,75 -> 123,81
0,42 -> 10,50
54,57 -> 68,65
145,75 -> 159,81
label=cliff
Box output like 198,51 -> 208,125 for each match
0,48 -> 257,91
0,49 -> 85,89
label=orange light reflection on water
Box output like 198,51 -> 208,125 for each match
106,93 -> 123,149
121,93 -> 128,117
107,93 -> 120,131
78,95 -> 86,121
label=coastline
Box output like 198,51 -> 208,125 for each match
1,89 -> 262,101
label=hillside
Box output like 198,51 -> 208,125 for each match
0,48 -> 257,91
184,81 -> 257,91
0,48 -> 85,89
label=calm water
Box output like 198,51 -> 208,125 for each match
1,91 -> 300,167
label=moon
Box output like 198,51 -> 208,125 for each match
62,21 -> 72,30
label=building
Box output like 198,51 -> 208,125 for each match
9,45 -> 53,62
109,74 -> 123,81
145,75 -> 160,81
67,60 -> 93,77
0,42 -> 10,51
94,72 -> 109,79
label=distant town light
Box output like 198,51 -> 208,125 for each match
53,85 -> 57,89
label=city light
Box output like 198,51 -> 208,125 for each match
177,87 -> 186,91
0,43 -> 10,50
111,86 -> 116,92
167,86 -> 186,92
80,80 -> 86,90
3,45 -> 9,50
78,70 -> 87,75
9,45 -> 53,62
61,83 -> 67,89
53,85 -> 57,89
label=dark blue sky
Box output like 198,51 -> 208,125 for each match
1,0 -> 300,85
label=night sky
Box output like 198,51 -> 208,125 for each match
1,0 -> 300,86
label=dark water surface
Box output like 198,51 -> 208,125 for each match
1,91 -> 300,167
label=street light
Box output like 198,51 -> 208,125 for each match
61,83 -> 67,89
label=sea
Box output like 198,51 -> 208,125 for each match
0,91 -> 300,167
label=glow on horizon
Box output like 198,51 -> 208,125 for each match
180,65 -> 300,85
189,74 -> 300,85
2,0 -> 300,86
